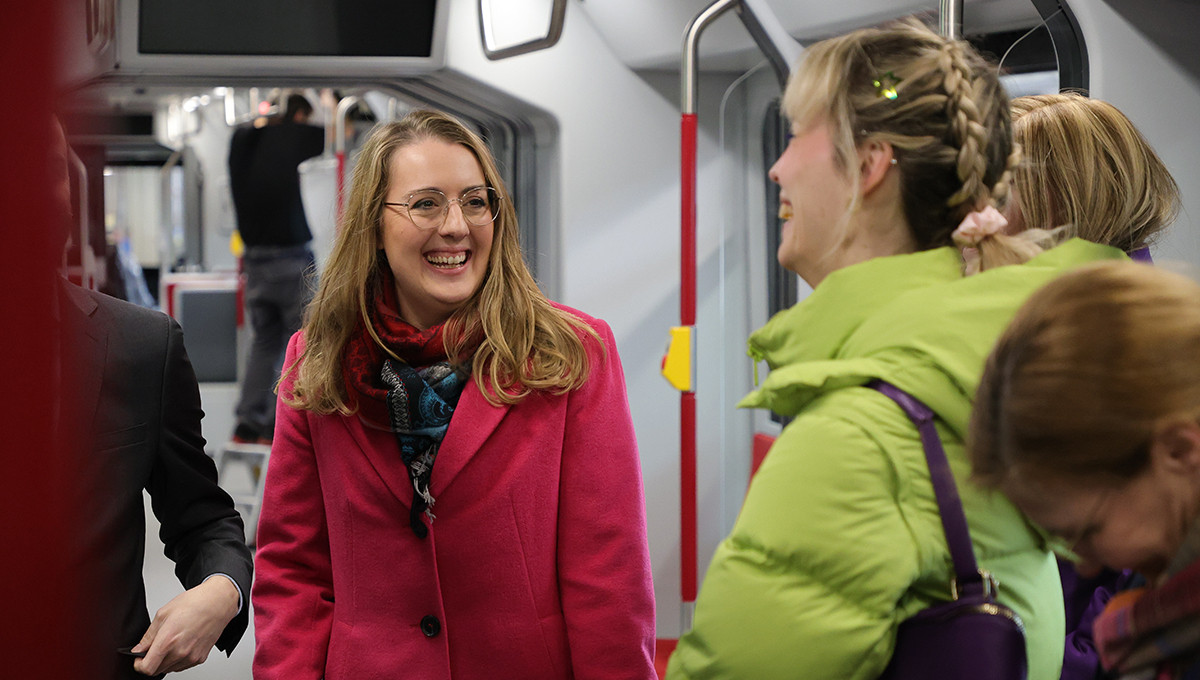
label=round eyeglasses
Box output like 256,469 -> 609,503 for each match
384,187 -> 501,230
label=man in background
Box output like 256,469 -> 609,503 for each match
54,118 -> 254,678
227,93 -> 324,444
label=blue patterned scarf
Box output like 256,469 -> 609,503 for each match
342,265 -> 479,538
381,359 -> 467,538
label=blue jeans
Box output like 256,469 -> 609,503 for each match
235,246 -> 315,438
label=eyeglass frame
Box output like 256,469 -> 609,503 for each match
383,186 -> 503,230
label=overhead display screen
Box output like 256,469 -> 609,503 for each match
138,0 -> 437,57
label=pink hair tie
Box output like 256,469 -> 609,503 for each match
952,205 -> 1009,247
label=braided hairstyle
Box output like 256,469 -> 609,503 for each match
784,17 -> 1048,271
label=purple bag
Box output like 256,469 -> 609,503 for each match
871,381 -> 1028,680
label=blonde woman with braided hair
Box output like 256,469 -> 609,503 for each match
667,18 -> 1124,680
253,110 -> 655,679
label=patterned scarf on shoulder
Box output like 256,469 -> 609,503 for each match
1095,523 -> 1200,680
342,267 -> 478,538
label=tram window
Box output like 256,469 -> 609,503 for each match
762,99 -> 795,322
968,24 -> 1056,76
138,0 -> 436,57
970,24 -> 1061,97
762,100 -> 794,428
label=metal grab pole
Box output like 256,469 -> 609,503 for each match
334,96 -> 361,223
671,0 -> 802,637
679,107 -> 698,616
940,0 -> 964,40
223,87 -> 263,128
677,0 -> 740,634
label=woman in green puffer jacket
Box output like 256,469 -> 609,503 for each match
666,17 -> 1125,680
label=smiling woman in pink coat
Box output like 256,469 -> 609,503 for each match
251,109 -> 656,680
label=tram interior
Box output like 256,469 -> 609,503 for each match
48,0 -> 1200,676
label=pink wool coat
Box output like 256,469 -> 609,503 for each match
252,308 -> 656,679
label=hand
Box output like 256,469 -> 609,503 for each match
132,576 -> 240,675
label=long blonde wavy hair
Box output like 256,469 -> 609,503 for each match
286,110 -> 597,414
784,17 -> 1055,273
1010,93 -> 1180,252
970,261 -> 1200,489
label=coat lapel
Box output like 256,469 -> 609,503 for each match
432,384 -> 509,496
339,412 -> 416,510
338,380 -> 510,508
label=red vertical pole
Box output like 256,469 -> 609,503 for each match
681,391 -> 697,602
680,113 -> 698,604
681,116 -> 698,328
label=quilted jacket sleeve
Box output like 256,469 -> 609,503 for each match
666,410 -> 921,680
252,333 -> 334,679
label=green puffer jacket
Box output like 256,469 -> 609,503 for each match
667,240 -> 1125,680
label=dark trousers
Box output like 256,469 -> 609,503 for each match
236,246 -> 315,437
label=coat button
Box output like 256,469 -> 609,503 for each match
420,615 -> 441,638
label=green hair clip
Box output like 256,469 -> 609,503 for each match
873,71 -> 901,100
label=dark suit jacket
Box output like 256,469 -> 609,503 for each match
61,284 -> 253,679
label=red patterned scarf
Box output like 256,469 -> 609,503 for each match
342,266 -> 477,427
341,266 -> 482,537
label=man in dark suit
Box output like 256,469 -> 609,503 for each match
53,119 -> 254,678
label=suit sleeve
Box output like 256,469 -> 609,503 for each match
666,412 -> 921,680
147,314 -> 254,653
557,318 -> 657,679
252,333 -> 334,679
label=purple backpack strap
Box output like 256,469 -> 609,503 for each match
870,380 -> 985,597
1129,246 -> 1153,263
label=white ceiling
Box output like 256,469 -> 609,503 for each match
579,0 -> 1046,71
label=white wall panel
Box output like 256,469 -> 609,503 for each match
442,0 -> 760,637
1069,0 -> 1200,270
